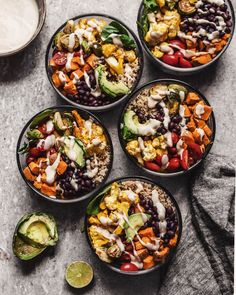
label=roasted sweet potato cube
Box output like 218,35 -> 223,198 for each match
182,130 -> 195,145
193,129 -> 205,144
187,116 -> 196,132
186,92 -> 200,105
201,105 -> 212,121
142,237 -> 151,244
52,72 -> 62,88
29,162 -> 39,175
134,241 -> 145,251
70,69 -> 84,80
194,118 -> 206,129
203,134 -> 210,146
183,104 -> 191,117
56,161 -> 67,175
86,54 -> 98,68
23,167 -> 36,182
33,181 -> 42,190
82,64 -> 91,72
143,255 -> 155,269
137,249 -> 149,261
41,183 -> 56,196
193,102 -> 212,121
72,110 -> 84,126
64,81 -> 78,95
192,54 -> 212,65
153,247 -> 170,262
203,124 -> 212,137
139,227 -> 155,238
169,234 -> 178,248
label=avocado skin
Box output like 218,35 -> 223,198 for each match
96,66 -> 129,98
12,212 -> 58,261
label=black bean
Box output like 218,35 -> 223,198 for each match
167,230 -> 175,238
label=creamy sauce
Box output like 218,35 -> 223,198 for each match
0,0 -> 39,54
176,139 -> 185,159
66,53 -> 74,72
37,135 -> 55,151
195,104 -> 205,118
46,120 -> 54,134
196,128 -> 205,141
160,101 -> 170,129
161,154 -> 169,170
165,131 -> 173,147
137,119 -> 161,136
45,153 -> 61,184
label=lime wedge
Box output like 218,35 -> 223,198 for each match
65,261 -> 93,289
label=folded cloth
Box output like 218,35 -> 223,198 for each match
159,154 -> 235,295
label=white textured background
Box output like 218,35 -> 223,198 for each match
0,0 -> 235,294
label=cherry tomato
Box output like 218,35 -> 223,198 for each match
120,263 -> 139,272
53,52 -> 67,66
189,156 -> 195,166
174,51 -> 184,62
125,243 -> 133,251
169,39 -> 186,50
188,142 -> 203,160
145,161 -> 161,172
38,124 -> 47,135
167,158 -> 180,172
180,149 -> 189,170
120,253 -> 131,262
29,147 -> 40,158
155,156 -> 162,166
171,132 -> 179,145
49,147 -> 57,155
161,54 -> 179,66
179,57 -> 192,68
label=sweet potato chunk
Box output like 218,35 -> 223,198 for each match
139,227 -> 155,238
153,247 -> 170,262
193,129 -> 205,144
182,104 -> 191,117
70,69 -> 84,80
33,181 -> 42,190
201,105 -> 212,121
137,249 -> 149,261
187,116 -> 196,132
86,54 -> 98,68
182,130 -> 195,145
203,134 -> 210,146
41,183 -> 56,196
186,92 -> 200,105
134,241 -> 145,251
64,81 -> 78,95
143,255 -> 155,269
23,167 -> 36,182
72,110 -> 84,126
29,162 -> 39,175
192,54 -> 212,65
56,161 -> 67,175
194,118 -> 205,129
193,102 -> 212,121
203,124 -> 212,137
52,72 -> 62,88
169,234 -> 178,248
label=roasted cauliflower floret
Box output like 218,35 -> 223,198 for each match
126,140 -> 140,156
164,10 -> 181,38
102,44 -> 117,58
145,23 -> 169,45
156,0 -> 166,8
89,225 -> 110,248
88,216 -> 101,226
96,247 -> 112,263
124,50 -> 137,62
119,190 -> 139,204
142,141 -> 156,161
152,46 -> 164,58
104,182 -> 120,210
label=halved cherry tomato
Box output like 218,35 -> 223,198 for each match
38,123 -> 47,135
167,158 -> 180,172
29,147 -> 40,158
171,132 -> 179,145
179,57 -> 192,68
53,52 -> 67,66
180,149 -> 189,170
145,161 -> 161,172
155,156 -> 162,166
161,54 -> 179,66
169,39 -> 186,50
120,263 -> 139,272
188,142 -> 203,160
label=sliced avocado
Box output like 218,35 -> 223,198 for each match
96,66 -> 129,98
124,213 -> 151,241
54,112 -> 67,132
64,137 -> 85,167
178,0 -> 196,15
13,234 -> 46,261
54,31 -> 64,50
81,40 -> 91,54
27,129 -> 43,139
30,109 -> 53,129
18,213 -> 58,248
168,84 -> 188,101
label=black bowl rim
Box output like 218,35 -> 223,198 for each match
16,105 -> 114,204
45,13 -> 144,112
0,0 -> 46,58
85,175 -> 183,275
118,78 -> 216,177
137,0 -> 235,74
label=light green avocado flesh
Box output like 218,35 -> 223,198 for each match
124,213 -> 151,241
18,214 -> 58,247
168,84 -> 188,95
63,137 -> 85,168
96,66 -> 129,98
13,235 -> 46,260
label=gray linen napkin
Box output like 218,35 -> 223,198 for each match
159,154 -> 235,295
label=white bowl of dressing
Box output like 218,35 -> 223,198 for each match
0,0 -> 46,57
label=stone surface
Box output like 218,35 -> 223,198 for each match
0,0 -> 235,294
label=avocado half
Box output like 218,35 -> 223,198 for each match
12,212 -> 58,261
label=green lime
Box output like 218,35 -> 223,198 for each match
65,261 -> 93,289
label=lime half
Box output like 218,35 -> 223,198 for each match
65,261 -> 93,289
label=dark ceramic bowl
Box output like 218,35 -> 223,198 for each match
45,13 -> 144,112
85,176 -> 182,275
137,0 -> 235,76
16,106 -> 113,203
0,0 -> 46,57
118,79 -> 216,177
